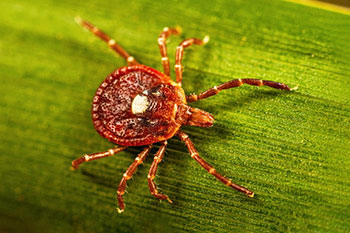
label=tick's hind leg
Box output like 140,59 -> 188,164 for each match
148,141 -> 172,203
187,78 -> 298,102
117,145 -> 152,213
177,131 -> 254,197
158,27 -> 181,76
71,146 -> 127,170
175,36 -> 209,85
75,17 -> 138,65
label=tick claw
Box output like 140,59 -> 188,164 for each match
167,197 -> 173,204
74,16 -> 83,25
290,85 -> 299,91
247,192 -> 255,198
202,35 -> 210,45
175,25 -> 182,34
70,165 -> 78,171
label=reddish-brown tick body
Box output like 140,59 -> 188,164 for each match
92,65 -> 187,146
72,18 -> 296,213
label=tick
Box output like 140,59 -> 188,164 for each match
72,17 -> 297,213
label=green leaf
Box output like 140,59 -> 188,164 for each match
1,0 -> 349,232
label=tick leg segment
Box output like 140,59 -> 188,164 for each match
71,146 -> 127,170
117,145 -> 152,213
158,27 -> 181,76
177,131 -> 254,197
75,17 -> 138,65
175,36 -> 209,85
187,78 -> 297,102
148,141 -> 172,203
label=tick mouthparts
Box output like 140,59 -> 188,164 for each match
188,107 -> 214,128
177,106 -> 214,128
176,104 -> 214,128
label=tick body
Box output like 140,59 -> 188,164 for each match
72,17 -> 296,213
92,65 -> 187,147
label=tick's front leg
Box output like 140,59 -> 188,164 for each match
71,146 -> 127,170
158,27 -> 181,76
175,36 -> 209,85
117,145 -> 152,213
75,17 -> 138,65
148,141 -> 172,203
177,131 -> 254,197
187,78 -> 297,102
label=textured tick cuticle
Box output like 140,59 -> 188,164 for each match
72,17 -> 296,213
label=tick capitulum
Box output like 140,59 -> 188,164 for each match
72,17 -> 297,213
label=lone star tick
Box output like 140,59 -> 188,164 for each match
72,17 -> 297,213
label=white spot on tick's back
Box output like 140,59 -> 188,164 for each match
132,94 -> 149,114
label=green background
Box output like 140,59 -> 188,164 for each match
1,0 -> 349,232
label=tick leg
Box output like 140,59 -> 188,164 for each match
177,131 -> 254,197
71,146 -> 127,170
175,36 -> 209,85
117,145 -> 152,213
187,78 -> 298,102
148,141 -> 172,203
158,27 -> 182,76
75,17 -> 138,65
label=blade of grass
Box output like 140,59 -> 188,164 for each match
0,0 -> 349,232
